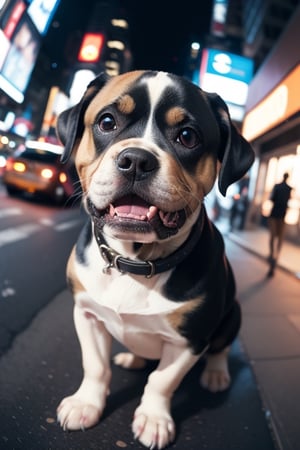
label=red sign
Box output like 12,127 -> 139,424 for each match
78,33 -> 104,63
4,1 -> 26,39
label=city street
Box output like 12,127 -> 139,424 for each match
1,183 -> 300,449
0,184 -> 87,355
0,184 -> 286,450
1,1 -> 300,449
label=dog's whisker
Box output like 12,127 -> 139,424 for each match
165,178 -> 203,214
64,189 -> 83,208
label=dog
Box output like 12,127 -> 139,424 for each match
56,70 -> 254,449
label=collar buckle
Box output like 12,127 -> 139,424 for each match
99,244 -> 124,275
99,243 -> 155,277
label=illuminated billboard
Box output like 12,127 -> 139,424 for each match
27,0 -> 60,36
0,29 -> 10,68
200,48 -> 254,121
0,14 -> 40,103
242,64 -> 300,141
0,0 -> 60,103
210,0 -> 228,37
1,0 -> 26,39
78,33 -> 104,63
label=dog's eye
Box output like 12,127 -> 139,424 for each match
98,114 -> 117,132
177,128 -> 201,148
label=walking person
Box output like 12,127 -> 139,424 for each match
267,172 -> 292,277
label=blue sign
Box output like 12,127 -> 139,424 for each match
27,0 -> 60,35
204,49 -> 253,84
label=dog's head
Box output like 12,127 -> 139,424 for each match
57,71 -> 254,244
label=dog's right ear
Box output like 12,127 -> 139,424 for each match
206,92 -> 254,196
57,72 -> 109,163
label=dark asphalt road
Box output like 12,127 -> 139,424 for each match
0,186 -> 86,355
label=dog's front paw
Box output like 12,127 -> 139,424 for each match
132,407 -> 175,449
57,396 -> 103,431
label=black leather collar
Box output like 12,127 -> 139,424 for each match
93,210 -> 204,278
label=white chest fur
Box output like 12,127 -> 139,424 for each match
74,240 -> 187,359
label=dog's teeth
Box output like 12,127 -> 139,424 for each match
147,206 -> 158,221
159,210 -> 179,228
109,204 -> 116,217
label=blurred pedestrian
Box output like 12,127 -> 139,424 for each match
229,176 -> 250,231
267,172 -> 292,277
229,185 -> 249,231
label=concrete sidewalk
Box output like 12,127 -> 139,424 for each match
223,229 -> 300,450
214,211 -> 300,279
226,225 -> 300,279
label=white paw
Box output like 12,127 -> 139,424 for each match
57,396 -> 102,431
114,352 -> 146,370
200,368 -> 231,392
132,409 -> 175,449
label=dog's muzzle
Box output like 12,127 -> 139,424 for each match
87,148 -> 187,240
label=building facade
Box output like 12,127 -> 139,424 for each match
242,3 -> 300,243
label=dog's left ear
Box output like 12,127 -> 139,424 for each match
57,73 -> 109,163
206,93 -> 255,196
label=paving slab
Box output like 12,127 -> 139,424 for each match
252,358 -> 300,450
225,237 -> 300,450
241,316 -> 300,359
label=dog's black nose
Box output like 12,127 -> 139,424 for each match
116,148 -> 159,181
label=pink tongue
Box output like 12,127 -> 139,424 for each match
114,195 -> 150,218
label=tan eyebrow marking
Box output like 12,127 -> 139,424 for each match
117,94 -> 136,114
165,107 -> 186,126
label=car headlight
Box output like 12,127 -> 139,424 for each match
59,172 -> 67,183
41,168 -> 54,179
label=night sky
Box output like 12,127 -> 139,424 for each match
44,0 -> 213,76
122,0 -> 213,74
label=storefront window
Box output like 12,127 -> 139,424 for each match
261,151 -> 300,226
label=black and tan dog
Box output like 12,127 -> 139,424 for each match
56,71 -> 254,449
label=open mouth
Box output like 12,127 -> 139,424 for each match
87,194 -> 186,239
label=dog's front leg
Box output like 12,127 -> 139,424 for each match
57,301 -> 112,431
133,343 -> 203,449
